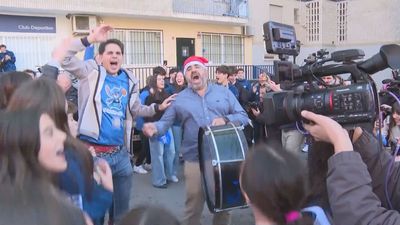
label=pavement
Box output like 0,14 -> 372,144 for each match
130,162 -> 255,225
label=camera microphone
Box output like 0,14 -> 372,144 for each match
382,79 -> 393,84
382,79 -> 400,85
331,49 -> 365,62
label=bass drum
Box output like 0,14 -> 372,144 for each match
198,123 -> 249,213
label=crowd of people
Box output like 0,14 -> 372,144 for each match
1,23 -> 400,225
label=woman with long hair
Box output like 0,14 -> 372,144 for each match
6,78 -> 113,225
0,71 -> 32,109
170,71 -> 186,176
240,144 -> 313,225
145,74 -> 177,188
386,103 -> 400,151
0,109 -> 88,225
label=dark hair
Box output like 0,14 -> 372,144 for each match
0,44 -> 6,48
98,39 -> 124,55
388,102 -> 400,144
169,68 -> 178,75
0,110 -> 45,186
23,69 -> 36,78
240,144 -> 312,225
306,141 -> 334,213
229,66 -> 237,76
8,79 -> 69,133
391,102 -> 400,118
153,66 -> 167,76
6,78 -> 93,192
0,179 -> 86,225
0,72 -> 32,109
237,68 -> 244,73
119,205 -> 180,225
149,74 -> 169,101
216,65 -> 231,76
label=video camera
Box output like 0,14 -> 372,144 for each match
259,21 -> 400,126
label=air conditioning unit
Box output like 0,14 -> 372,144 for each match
72,15 -> 97,34
241,25 -> 254,37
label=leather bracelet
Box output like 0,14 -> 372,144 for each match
80,36 -> 91,47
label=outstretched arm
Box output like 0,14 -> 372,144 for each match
55,25 -> 113,79
302,111 -> 400,225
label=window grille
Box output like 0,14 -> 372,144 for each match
337,1 -> 348,43
305,0 -> 320,43
0,34 -> 56,71
108,29 -> 163,66
202,33 -> 244,64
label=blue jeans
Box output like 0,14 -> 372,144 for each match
149,128 -> 175,186
100,147 -> 133,223
172,125 -> 183,176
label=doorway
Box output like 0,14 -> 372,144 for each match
176,38 -> 195,70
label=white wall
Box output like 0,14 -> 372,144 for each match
249,0 -> 301,65
347,0 -> 400,45
0,14 -> 71,71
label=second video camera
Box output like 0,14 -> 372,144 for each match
260,21 -> 400,126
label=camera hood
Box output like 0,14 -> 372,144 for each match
358,44 -> 400,74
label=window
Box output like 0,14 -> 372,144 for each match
337,1 -> 348,43
305,0 -> 320,43
202,33 -> 244,65
108,29 -> 163,66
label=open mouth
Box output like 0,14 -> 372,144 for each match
109,60 -> 119,68
192,74 -> 200,80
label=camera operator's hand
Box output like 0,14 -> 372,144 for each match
4,55 -> 11,61
301,110 -> 353,153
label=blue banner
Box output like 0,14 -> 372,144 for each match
0,14 -> 56,33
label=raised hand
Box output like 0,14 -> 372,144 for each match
52,38 -> 74,63
159,93 -> 177,111
87,24 -> 113,44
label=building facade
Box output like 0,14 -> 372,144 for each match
1,0 -> 399,83
0,0 -> 251,76
247,0 -> 400,84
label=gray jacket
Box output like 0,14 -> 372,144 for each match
61,38 -> 156,147
327,131 -> 400,225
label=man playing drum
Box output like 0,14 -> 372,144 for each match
143,56 -> 249,225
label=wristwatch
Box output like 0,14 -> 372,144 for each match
81,36 -> 91,47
